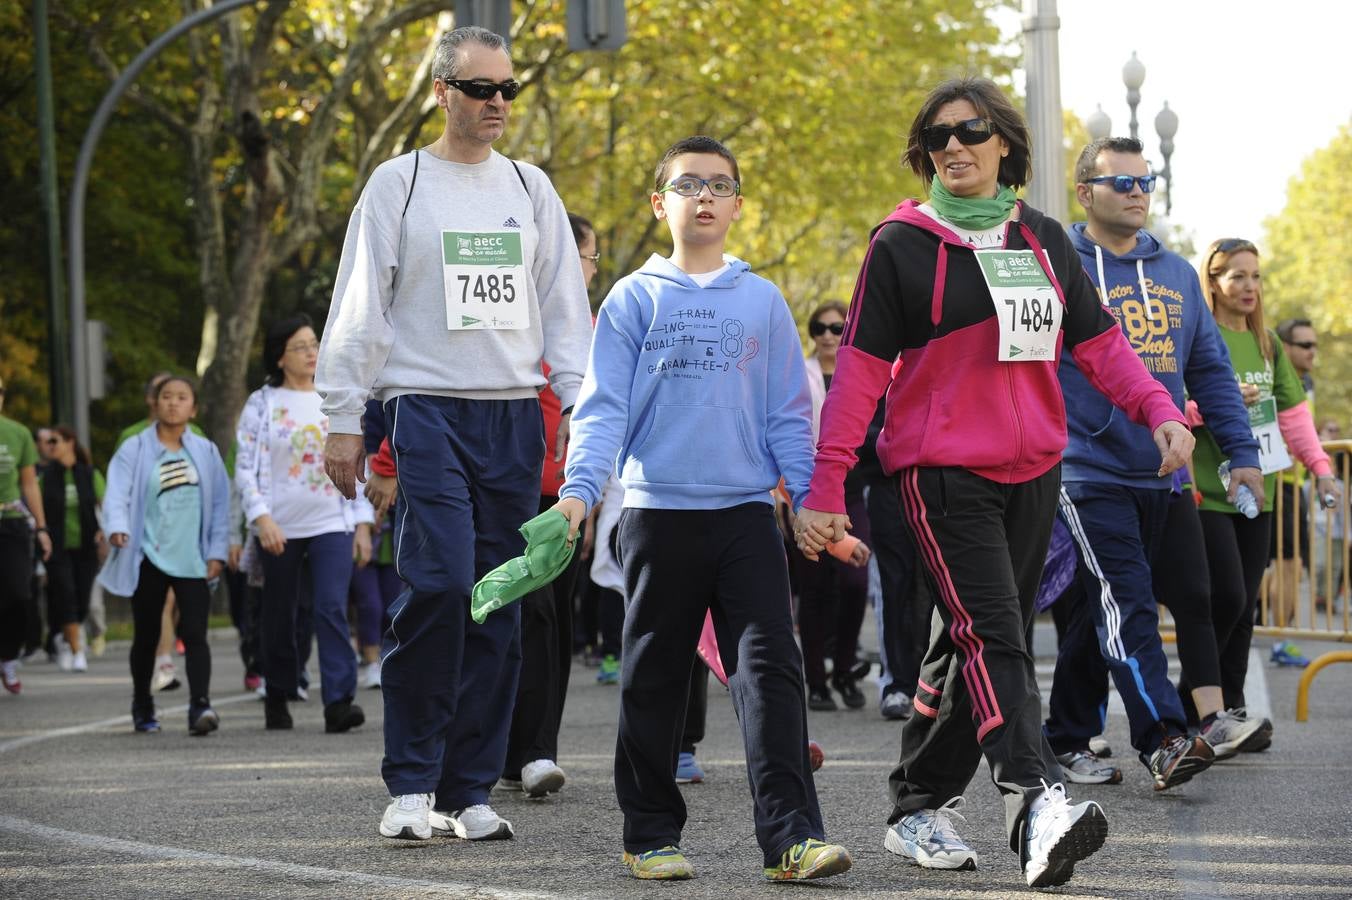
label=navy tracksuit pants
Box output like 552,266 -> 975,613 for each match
380,395 -> 542,808
1051,483 -> 1188,759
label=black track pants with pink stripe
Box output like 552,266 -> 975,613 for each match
886,465 -> 1064,852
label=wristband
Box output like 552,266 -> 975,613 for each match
34,526 -> 49,534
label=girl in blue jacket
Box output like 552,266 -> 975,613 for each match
100,376 -> 229,735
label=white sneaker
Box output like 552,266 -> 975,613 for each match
521,759 -> 566,797
56,641 -> 74,672
71,651 -> 88,673
379,793 -> 432,840
362,662 -> 382,690
1021,782 -> 1108,888
428,804 -> 513,840
884,796 -> 978,870
151,657 -> 180,691
1055,749 -> 1122,784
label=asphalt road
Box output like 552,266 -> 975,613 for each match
2,624 -> 1350,899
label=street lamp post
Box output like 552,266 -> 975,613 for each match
1086,52 -> 1179,218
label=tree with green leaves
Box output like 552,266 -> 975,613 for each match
1264,122 -> 1352,425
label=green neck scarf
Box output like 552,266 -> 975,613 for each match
927,180 -> 1017,230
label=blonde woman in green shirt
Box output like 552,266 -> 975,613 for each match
1192,238 -> 1337,732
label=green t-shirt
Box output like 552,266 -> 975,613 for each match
0,415 -> 37,517
115,418 -> 205,451
1194,327 -> 1305,513
63,468 -> 107,548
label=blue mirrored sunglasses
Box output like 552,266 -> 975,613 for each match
1083,174 -> 1157,194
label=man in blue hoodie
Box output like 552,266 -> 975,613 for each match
1048,137 -> 1266,791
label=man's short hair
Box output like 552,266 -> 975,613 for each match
653,136 -> 740,194
1277,317 -> 1314,342
432,25 -> 509,83
143,370 -> 173,401
568,213 -> 594,247
1074,137 -> 1145,184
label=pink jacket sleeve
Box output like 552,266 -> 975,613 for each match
1277,402 -> 1332,476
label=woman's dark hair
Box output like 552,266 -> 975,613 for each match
808,300 -> 849,328
50,424 -> 92,466
263,313 -> 314,387
568,212 -> 594,247
904,77 -> 1033,190
154,375 -> 198,404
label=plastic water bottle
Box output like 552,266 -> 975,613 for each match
1217,461 -> 1259,519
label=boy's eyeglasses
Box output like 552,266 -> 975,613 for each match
443,78 -> 522,101
1083,174 -> 1157,194
920,118 -> 995,152
809,321 -> 845,337
660,176 -> 740,198
1286,340 -> 1317,350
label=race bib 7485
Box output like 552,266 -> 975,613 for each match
441,230 -> 529,330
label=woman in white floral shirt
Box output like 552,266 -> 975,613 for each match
236,314 -> 374,733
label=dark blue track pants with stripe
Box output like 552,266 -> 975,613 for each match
379,394 -> 542,808
1053,482 -> 1188,759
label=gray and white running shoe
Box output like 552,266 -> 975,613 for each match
1055,749 -> 1123,784
884,796 -> 978,870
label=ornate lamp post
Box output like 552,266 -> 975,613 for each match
1085,53 -> 1180,217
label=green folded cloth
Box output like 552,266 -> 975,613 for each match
471,509 -> 576,623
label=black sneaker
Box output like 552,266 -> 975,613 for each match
324,700 -> 366,733
265,695 -> 293,730
832,675 -> 866,710
188,702 -> 220,736
807,687 -> 838,711
1144,734 -> 1214,791
132,700 -> 160,734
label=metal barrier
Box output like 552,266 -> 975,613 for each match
1259,439 -> 1352,721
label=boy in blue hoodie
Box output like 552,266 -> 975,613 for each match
553,136 -> 851,883
1048,137 -> 1265,790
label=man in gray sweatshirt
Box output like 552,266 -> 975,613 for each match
317,25 -> 592,843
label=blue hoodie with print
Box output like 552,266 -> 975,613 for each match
1061,223 -> 1259,488
561,253 -> 815,512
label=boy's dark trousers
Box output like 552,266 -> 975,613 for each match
1056,482 -> 1189,755
380,395 -> 540,809
887,466 -> 1063,852
615,503 -> 823,867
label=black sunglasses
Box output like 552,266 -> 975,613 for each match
443,78 -> 522,101
1286,340 -> 1317,350
809,321 -> 845,337
1083,174 -> 1157,194
920,118 -> 995,152
1205,238 -> 1258,273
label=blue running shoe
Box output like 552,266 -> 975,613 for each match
1270,640 -> 1311,668
675,752 -> 704,784
132,700 -> 160,734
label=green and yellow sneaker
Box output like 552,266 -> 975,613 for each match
764,838 -> 852,881
622,845 -> 695,880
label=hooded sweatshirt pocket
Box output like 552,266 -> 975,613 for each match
625,403 -> 767,487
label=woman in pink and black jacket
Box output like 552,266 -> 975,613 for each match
794,78 -> 1192,890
